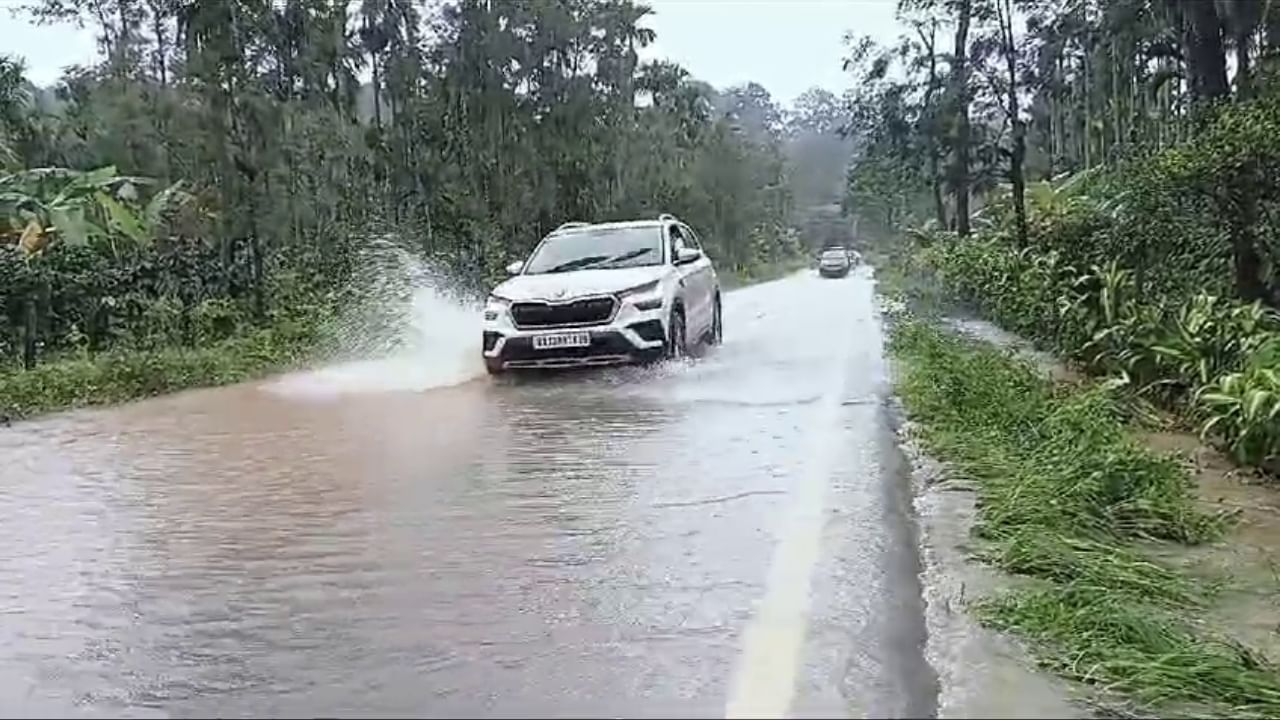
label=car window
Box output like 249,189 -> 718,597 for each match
523,226 -> 664,274
679,225 -> 702,251
667,224 -> 685,263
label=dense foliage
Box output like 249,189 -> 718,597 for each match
850,0 -> 1280,473
845,0 -> 1280,253
898,60 -> 1280,471
1,0 -> 814,382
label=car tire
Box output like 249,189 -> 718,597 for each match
666,308 -> 686,359
708,295 -> 723,346
484,357 -> 504,376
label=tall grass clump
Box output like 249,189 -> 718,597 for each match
892,320 -> 1280,717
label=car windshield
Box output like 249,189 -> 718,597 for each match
523,227 -> 664,275
822,249 -> 847,260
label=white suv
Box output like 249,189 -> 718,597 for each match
481,214 -> 722,374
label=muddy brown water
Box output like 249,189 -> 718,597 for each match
1,269 -> 1021,718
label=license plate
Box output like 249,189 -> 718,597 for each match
532,331 -> 591,350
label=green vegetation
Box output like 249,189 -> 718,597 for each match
843,0 -> 1280,474
0,317 -> 318,420
902,86 -> 1280,471
913,217 -> 1280,472
0,0 -> 851,419
855,0 -> 1280,710
891,319 -> 1280,718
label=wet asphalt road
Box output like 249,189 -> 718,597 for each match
0,268 -> 937,718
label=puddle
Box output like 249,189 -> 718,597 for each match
889,399 -> 1087,719
942,316 -> 1080,384
1140,430 -> 1280,662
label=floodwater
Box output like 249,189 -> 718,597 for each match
3,267 -> 956,717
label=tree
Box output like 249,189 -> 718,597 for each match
949,0 -> 974,236
992,0 -> 1027,246
3,0 -> 807,369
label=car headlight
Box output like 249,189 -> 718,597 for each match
618,280 -> 663,311
484,294 -> 511,321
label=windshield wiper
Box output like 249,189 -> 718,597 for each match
540,255 -> 611,274
593,247 -> 655,268
539,248 -> 655,274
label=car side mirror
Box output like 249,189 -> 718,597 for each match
505,260 -> 524,275
675,247 -> 702,265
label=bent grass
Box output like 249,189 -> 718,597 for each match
891,320 -> 1280,718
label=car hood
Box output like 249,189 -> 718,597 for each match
492,265 -> 668,302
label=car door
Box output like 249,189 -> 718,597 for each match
677,223 -> 714,336
666,223 -> 705,333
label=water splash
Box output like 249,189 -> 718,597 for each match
267,239 -> 485,399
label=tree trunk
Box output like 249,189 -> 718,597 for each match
1010,121 -> 1028,245
1266,4 -> 1280,60
950,0 -> 973,237
917,21 -> 947,228
372,56 -> 383,128
1083,46 -> 1093,168
1237,25 -> 1254,98
88,299 -> 108,356
22,292 -> 37,371
1184,0 -> 1229,101
250,178 -> 266,322
1229,162 -> 1269,303
1050,53 -> 1064,175
999,0 -> 1028,247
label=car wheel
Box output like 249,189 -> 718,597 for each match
666,308 -> 686,359
484,357 -> 504,376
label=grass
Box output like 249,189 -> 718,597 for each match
0,318 -> 319,421
890,319 -> 1280,718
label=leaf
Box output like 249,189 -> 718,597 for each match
1197,392 -> 1241,407
1244,389 -> 1274,421
1200,414 -> 1228,440
78,165 -> 118,188
95,190 -> 146,245
17,218 -> 46,255
144,181 -> 193,231
49,206 -> 90,246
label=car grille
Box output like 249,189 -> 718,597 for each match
511,296 -> 617,329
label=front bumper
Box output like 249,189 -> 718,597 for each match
819,264 -> 850,277
482,301 -> 668,370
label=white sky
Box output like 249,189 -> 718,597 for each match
642,0 -> 903,105
0,0 -> 905,106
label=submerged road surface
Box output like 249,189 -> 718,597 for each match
1,269 -> 938,718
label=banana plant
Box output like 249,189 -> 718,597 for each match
1150,295 -> 1280,395
1,165 -> 151,259
1,164 -> 168,369
1197,367 -> 1280,467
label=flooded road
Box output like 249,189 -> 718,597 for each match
1,269 -> 937,718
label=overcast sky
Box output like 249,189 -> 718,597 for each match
0,0 -> 904,107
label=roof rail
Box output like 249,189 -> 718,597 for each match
554,221 -> 590,232
657,213 -> 677,223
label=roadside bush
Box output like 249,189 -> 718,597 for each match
912,180 -> 1280,473
0,320 -> 317,419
